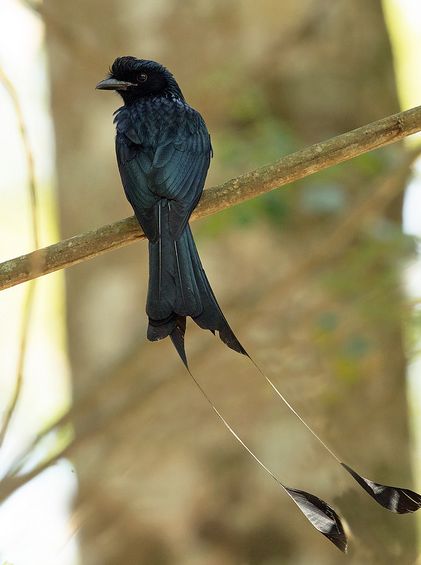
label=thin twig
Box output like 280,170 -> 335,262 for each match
1,105 -> 421,292
0,283 -> 35,447
0,67 -> 39,448
0,67 -> 39,249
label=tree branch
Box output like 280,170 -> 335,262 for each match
1,105 -> 421,292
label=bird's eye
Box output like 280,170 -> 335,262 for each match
137,73 -> 148,82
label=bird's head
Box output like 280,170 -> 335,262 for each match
96,56 -> 184,103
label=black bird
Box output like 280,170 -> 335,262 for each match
96,59 -> 421,554
97,57 -> 245,365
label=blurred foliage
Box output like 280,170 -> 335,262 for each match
199,122 -> 393,239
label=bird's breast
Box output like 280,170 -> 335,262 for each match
115,97 -> 190,150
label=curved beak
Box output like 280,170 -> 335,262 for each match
96,77 -> 135,91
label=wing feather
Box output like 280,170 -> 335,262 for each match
116,103 -> 212,243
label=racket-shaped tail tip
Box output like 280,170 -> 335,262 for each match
341,463 -> 421,514
284,486 -> 348,553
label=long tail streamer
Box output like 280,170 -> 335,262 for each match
186,366 -> 348,553
175,327 -> 421,553
245,353 -> 421,514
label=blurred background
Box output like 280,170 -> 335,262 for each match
0,0 -> 421,563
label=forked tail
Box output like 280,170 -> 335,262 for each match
146,199 -> 246,365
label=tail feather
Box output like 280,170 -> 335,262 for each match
184,226 -> 246,355
169,317 -> 188,368
146,200 -> 245,362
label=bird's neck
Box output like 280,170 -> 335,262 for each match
120,84 -> 185,106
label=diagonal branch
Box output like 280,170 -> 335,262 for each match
1,105 -> 421,292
